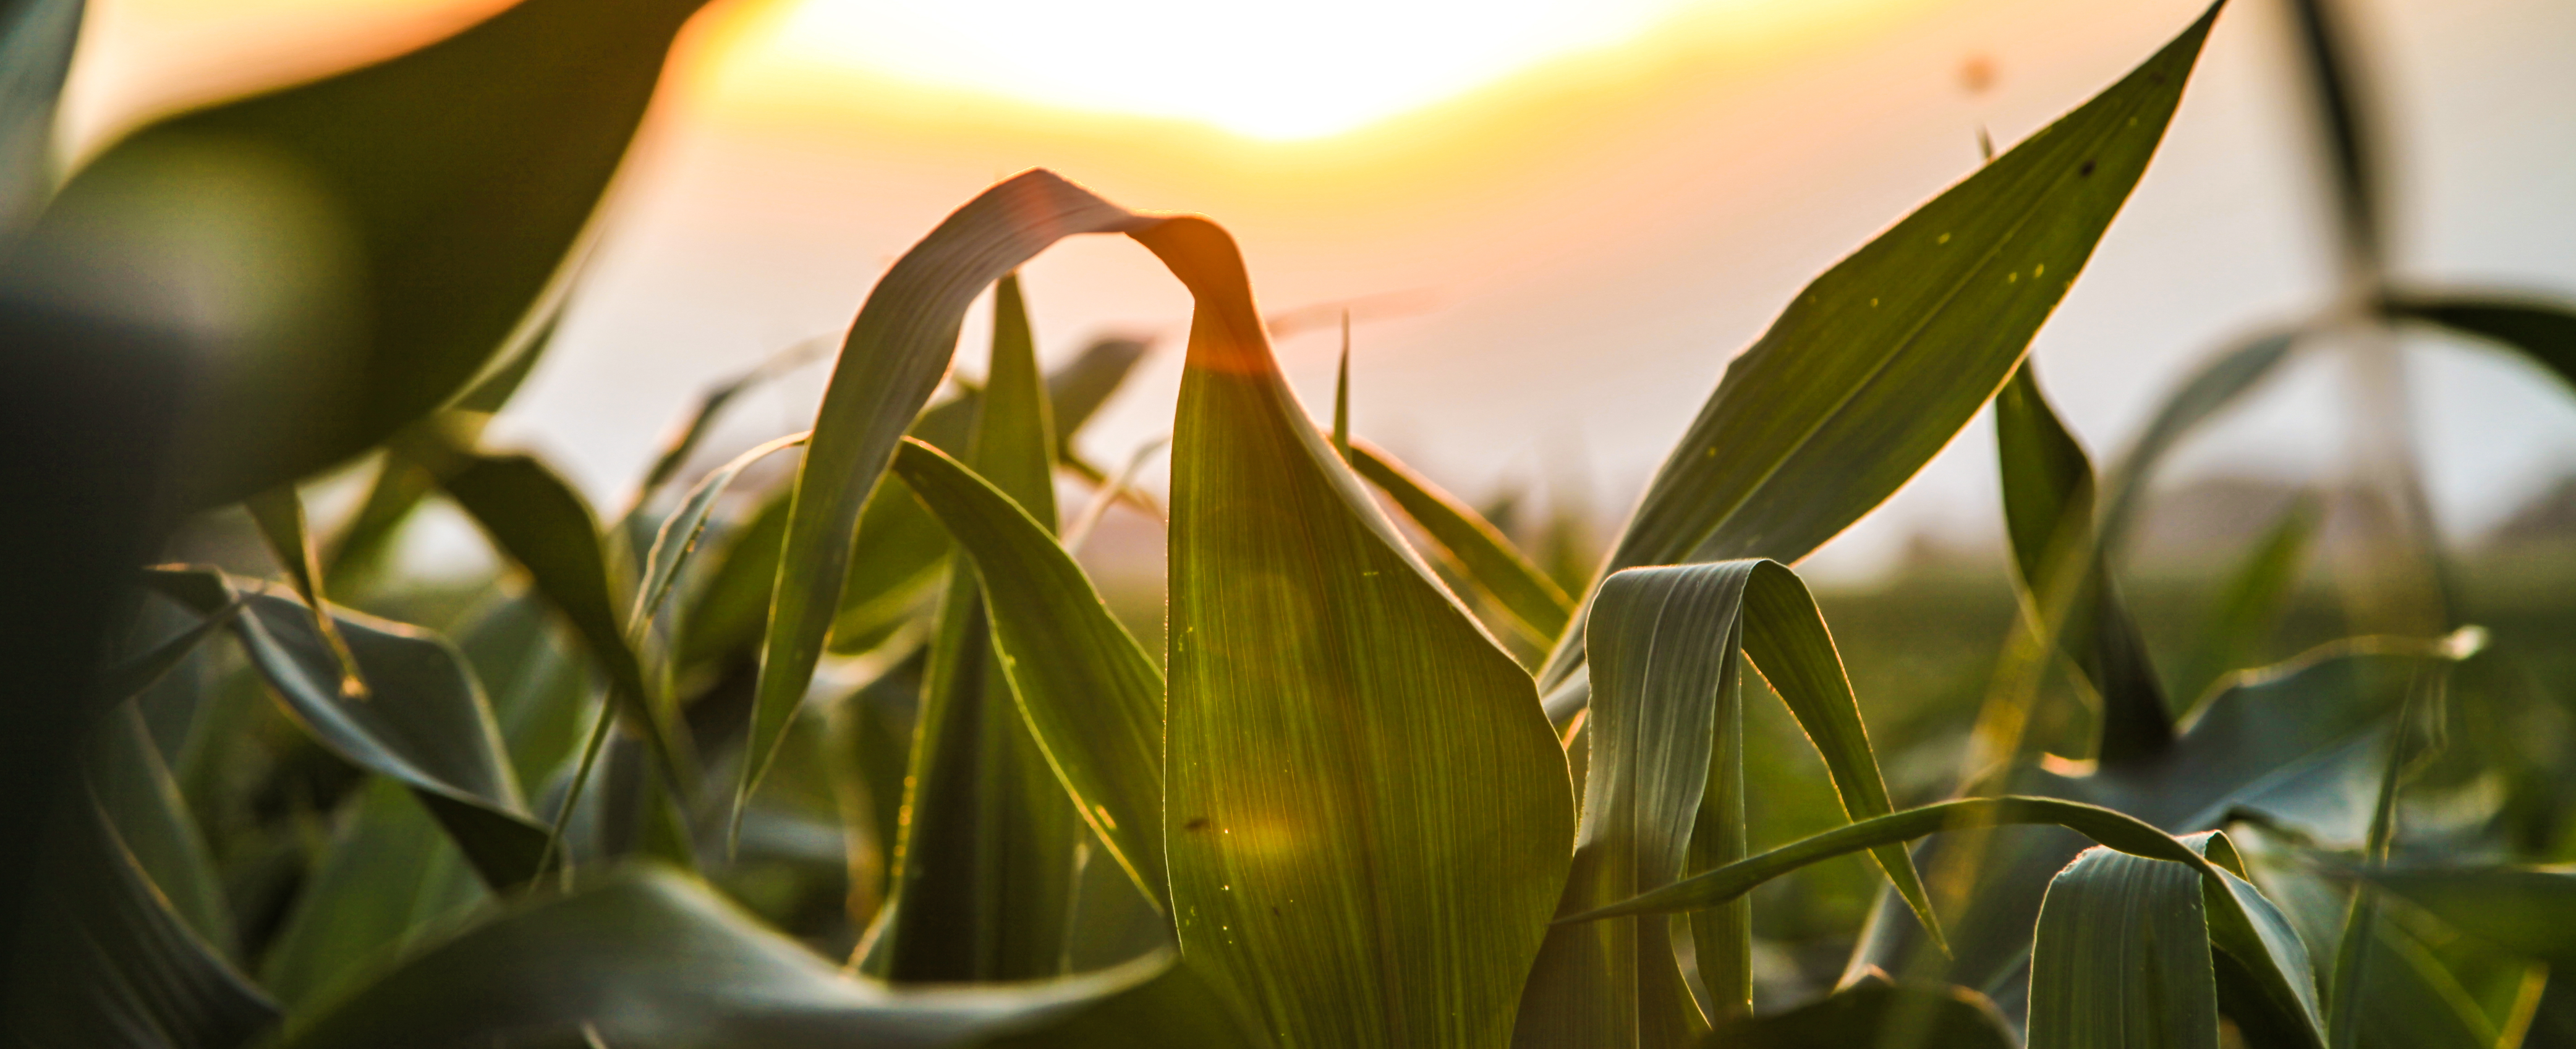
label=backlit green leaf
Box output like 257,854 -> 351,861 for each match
1151,214 -> 1575,1047
1537,3 -> 2222,700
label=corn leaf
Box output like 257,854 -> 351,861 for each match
1049,336 -> 1154,452
2028,844 -> 2225,1049
2387,295 -> 2576,393
437,448 -> 691,793
0,0 -> 79,231
1710,976 -> 2018,1049
1351,440 -> 1573,643
1,791 -> 278,1049
1557,796 -> 2221,924
1997,360 -> 2172,763
869,271 -> 1087,981
92,702 -> 233,954
890,437 -> 1168,905
1850,647 -> 2454,1017
2366,867 -> 2576,967
1145,213 -> 1575,1047
750,172 -> 1160,818
1538,3 -> 2221,696
2172,498 -> 2318,713
271,868 -> 1223,1049
146,569 -> 551,889
54,0 -> 712,503
257,779 -> 483,1011
244,484 -> 370,697
2027,833 -> 2326,1049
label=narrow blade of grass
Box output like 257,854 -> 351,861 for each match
1351,440 -> 1573,643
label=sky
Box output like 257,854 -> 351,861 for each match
59,0 -> 2576,580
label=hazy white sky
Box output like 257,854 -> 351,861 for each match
64,0 -> 2576,580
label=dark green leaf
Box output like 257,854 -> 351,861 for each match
273,868 -> 1212,1049
2366,867 -> 2576,966
1151,214 -> 1575,1046
56,0 -> 713,502
1352,440 -> 1573,643
92,702 -> 233,953
2028,843 -> 2224,1049
2387,295 -> 2576,393
750,171 -> 1155,815
1537,4 -> 2222,698
244,484 -> 370,698
1707,976 -> 2017,1049
147,568 -> 550,888
258,779 -> 483,1011
1558,796 -> 2220,924
1996,360 -> 2172,763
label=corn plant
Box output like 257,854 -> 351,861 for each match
6,0 -> 2576,1047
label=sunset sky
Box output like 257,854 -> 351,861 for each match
60,0 -> 2576,578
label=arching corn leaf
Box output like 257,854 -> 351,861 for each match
889,437 -> 1167,906
1997,360 -> 2172,764
1518,560 -> 1935,1043
1538,3 -> 2222,697
271,868 -> 1228,1049
1351,440 -> 1572,643
749,172 -> 1159,818
867,271 -> 1086,981
2387,295 -> 2576,393
1557,796 -> 2220,924
145,567 -> 550,889
634,431 -> 809,632
1149,213 -> 1575,1048
54,0 -> 714,503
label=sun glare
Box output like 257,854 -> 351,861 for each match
765,0 -> 1707,140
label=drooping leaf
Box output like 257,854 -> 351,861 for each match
1710,975 -> 2018,1049
146,568 -> 550,889
749,172 -> 1155,815
1,790 -> 278,1049
1517,561 -> 1936,1045
2172,496 -> 2318,713
868,271 -> 1086,982
272,868 -> 1222,1049
890,438 -> 1167,904
1996,360 -> 2172,763
1536,4 -> 2223,698
436,448 -> 690,792
54,0 -> 714,503
1352,440 -> 1573,643
1151,214 -> 1575,1047
2386,295 -> 2576,393
1557,796 -> 2221,924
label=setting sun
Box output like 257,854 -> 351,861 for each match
762,0 -> 1706,139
